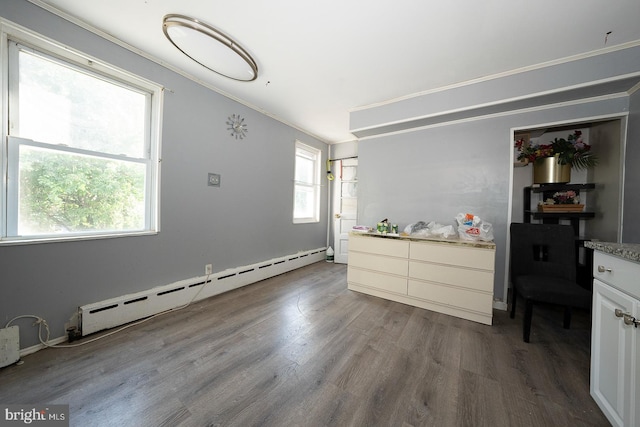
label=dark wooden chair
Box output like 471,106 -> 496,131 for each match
509,223 -> 592,343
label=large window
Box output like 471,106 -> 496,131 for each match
1,24 -> 161,243
293,141 -> 321,223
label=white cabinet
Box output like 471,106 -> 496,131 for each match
590,251 -> 640,427
347,233 -> 495,325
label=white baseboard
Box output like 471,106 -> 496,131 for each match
493,300 -> 508,311
19,335 -> 67,358
79,247 -> 327,336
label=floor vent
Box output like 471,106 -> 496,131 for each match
79,247 -> 326,336
89,304 -> 118,314
124,296 -> 148,305
156,287 -> 185,296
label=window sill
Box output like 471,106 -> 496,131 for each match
293,218 -> 320,224
0,230 -> 159,246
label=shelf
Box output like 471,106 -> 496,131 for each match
523,182 -> 596,239
526,210 -> 595,220
538,203 -> 585,212
527,183 -> 595,193
524,183 -> 596,222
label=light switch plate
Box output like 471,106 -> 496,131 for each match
0,326 -> 20,368
208,173 -> 221,187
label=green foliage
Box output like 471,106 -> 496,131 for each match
550,133 -> 598,170
20,150 -> 145,234
515,130 -> 598,170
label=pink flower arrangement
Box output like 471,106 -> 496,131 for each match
515,130 -> 597,170
551,190 -> 579,205
541,190 -> 580,205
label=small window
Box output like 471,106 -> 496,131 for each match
2,26 -> 161,243
293,141 -> 321,223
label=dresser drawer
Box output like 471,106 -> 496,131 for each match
593,252 -> 640,300
348,267 -> 408,295
409,261 -> 494,292
408,280 -> 493,314
410,241 -> 494,270
349,251 -> 408,276
349,234 -> 409,258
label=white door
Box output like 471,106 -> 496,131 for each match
333,158 -> 358,264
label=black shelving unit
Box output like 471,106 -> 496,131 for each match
523,183 -> 596,288
523,183 -> 595,235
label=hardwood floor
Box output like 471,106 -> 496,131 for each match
0,262 -> 609,426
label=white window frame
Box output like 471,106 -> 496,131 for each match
293,140 -> 321,224
0,20 -> 163,244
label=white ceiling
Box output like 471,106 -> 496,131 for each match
34,0 -> 640,144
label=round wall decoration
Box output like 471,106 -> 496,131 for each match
226,114 -> 248,139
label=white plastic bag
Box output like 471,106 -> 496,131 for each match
404,221 -> 456,239
455,213 -> 494,241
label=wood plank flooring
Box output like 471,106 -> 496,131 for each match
0,262 -> 610,426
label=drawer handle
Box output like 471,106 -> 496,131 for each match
615,310 -> 639,328
623,314 -> 639,328
597,265 -> 612,273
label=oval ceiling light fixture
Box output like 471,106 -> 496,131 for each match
162,14 -> 258,82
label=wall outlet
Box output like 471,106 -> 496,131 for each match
205,264 -> 213,275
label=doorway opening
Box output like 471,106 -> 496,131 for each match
506,116 -> 626,303
331,158 -> 358,264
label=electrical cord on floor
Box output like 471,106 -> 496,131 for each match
5,272 -> 213,349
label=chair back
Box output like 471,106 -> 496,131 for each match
510,223 -> 576,282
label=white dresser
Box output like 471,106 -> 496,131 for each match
586,242 -> 640,427
347,232 -> 496,325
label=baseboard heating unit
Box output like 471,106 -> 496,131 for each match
79,247 -> 326,336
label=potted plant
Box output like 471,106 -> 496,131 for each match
515,130 -> 598,183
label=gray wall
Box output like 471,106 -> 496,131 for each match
357,97 -> 631,302
623,89 -> 640,242
589,120 -> 624,242
622,90 -> 640,243
1,0 -> 328,348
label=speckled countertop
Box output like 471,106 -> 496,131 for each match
350,231 -> 496,249
584,241 -> 640,263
